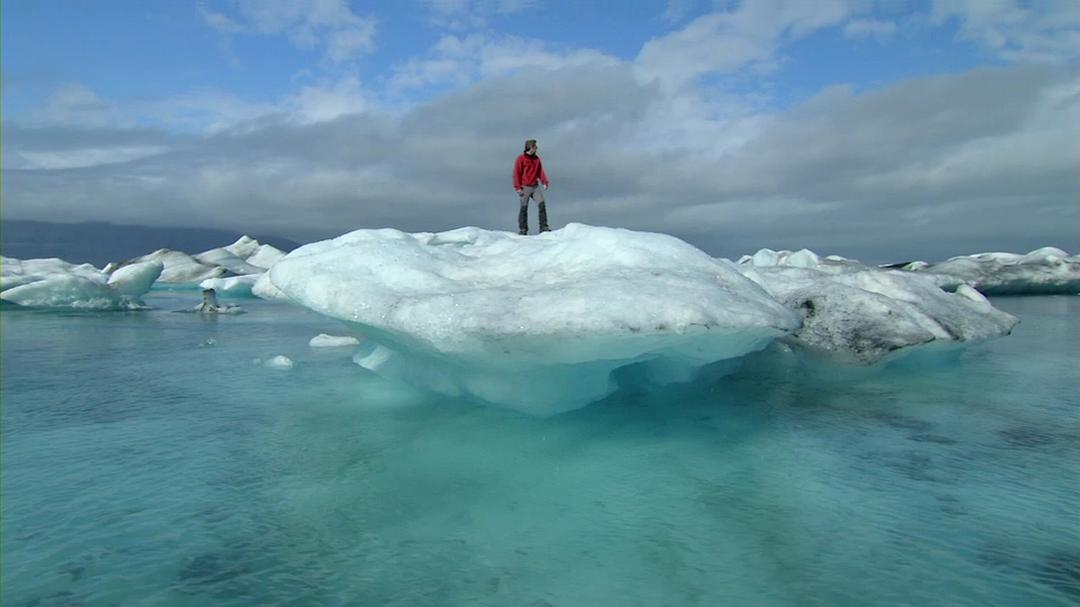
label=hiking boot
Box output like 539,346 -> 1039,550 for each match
539,225 -> 551,233
518,228 -> 528,235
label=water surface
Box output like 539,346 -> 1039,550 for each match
3,294 -> 1079,606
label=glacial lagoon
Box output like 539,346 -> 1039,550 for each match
3,293 -> 1078,606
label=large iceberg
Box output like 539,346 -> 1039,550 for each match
896,247 -> 1080,295
1,257 -> 162,310
267,224 -> 800,414
738,250 -> 1017,364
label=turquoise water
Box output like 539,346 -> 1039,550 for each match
3,294 -> 1079,606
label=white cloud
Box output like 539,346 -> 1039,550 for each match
199,0 -> 376,62
283,75 -> 373,124
661,0 -> 697,24
420,0 -> 536,29
16,146 -> 170,171
932,0 -> 1080,63
29,84 -> 123,128
388,34 -> 619,93
843,18 -> 897,41
635,0 -> 853,91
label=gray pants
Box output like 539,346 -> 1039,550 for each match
518,184 -> 548,233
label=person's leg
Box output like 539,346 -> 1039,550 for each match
532,186 -> 549,232
518,188 -> 531,234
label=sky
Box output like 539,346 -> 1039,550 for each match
3,0 -> 1079,262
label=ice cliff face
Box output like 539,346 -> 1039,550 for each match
268,224 -> 800,414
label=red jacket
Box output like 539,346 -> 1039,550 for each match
513,153 -> 549,190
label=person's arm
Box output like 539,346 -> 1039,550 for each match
513,156 -> 523,192
540,163 -> 549,188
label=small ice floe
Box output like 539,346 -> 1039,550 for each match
309,334 -> 361,348
258,355 -> 294,370
199,274 -> 260,298
191,289 -> 244,314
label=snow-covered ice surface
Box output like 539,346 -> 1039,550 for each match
268,224 -> 800,414
898,246 -> 1080,295
1,256 -> 162,310
3,292 -> 1078,606
738,249 -> 1018,364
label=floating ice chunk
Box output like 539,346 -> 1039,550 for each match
268,224 -> 799,414
224,235 -> 287,270
738,248 -> 866,275
2,275 -> 123,309
310,334 -> 361,347
1,256 -> 103,290
199,274 -> 260,298
904,247 -> 1080,295
743,265 -> 1018,364
224,235 -> 262,259
263,355 -> 294,370
194,247 -> 264,276
107,261 -> 164,298
0,257 -> 159,310
121,249 -> 226,283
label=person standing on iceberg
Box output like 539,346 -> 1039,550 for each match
513,139 -> 551,235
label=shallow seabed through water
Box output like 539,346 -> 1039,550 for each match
2,294 -> 1079,606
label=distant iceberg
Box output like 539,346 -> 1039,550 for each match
107,236 -> 286,286
1,256 -> 162,310
226,235 -> 286,270
268,224 -> 799,414
895,247 -> 1080,295
738,249 -> 1018,364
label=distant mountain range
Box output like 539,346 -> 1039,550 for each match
1,220 -> 300,267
